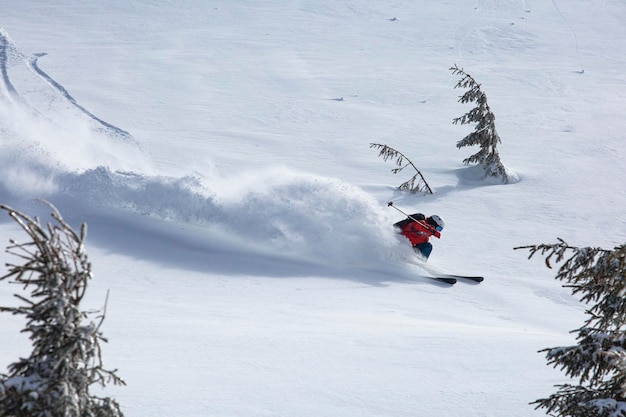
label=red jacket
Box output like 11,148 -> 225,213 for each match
396,217 -> 441,246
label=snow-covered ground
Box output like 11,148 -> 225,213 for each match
1,1 -> 625,416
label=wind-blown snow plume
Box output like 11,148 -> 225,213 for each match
0,27 -> 406,274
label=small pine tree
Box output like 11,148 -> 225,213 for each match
516,239 -> 626,417
370,143 -> 433,194
0,202 -> 125,417
450,64 -> 511,183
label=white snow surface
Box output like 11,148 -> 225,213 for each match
1,1 -> 626,416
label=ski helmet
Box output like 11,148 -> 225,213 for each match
428,215 -> 445,231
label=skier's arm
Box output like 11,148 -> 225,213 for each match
410,213 -> 426,221
394,213 -> 426,231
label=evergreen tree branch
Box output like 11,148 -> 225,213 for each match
450,64 -> 510,183
516,240 -> 626,417
0,201 -> 125,417
370,143 -> 433,194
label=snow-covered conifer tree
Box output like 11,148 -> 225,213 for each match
450,64 -> 512,183
0,203 -> 125,417
517,239 -> 626,417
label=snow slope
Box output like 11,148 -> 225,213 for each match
1,1 -> 626,416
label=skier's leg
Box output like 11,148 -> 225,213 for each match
413,242 -> 433,260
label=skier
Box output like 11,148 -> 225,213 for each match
394,213 -> 445,260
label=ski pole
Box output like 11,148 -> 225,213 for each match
387,201 -> 423,223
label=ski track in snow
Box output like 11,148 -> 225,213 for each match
28,53 -> 133,141
0,29 -> 22,102
0,29 -> 133,141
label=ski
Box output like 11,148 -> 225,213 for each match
398,255 -> 481,285
445,275 -> 484,283
430,276 -> 457,285
408,261 -> 483,284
